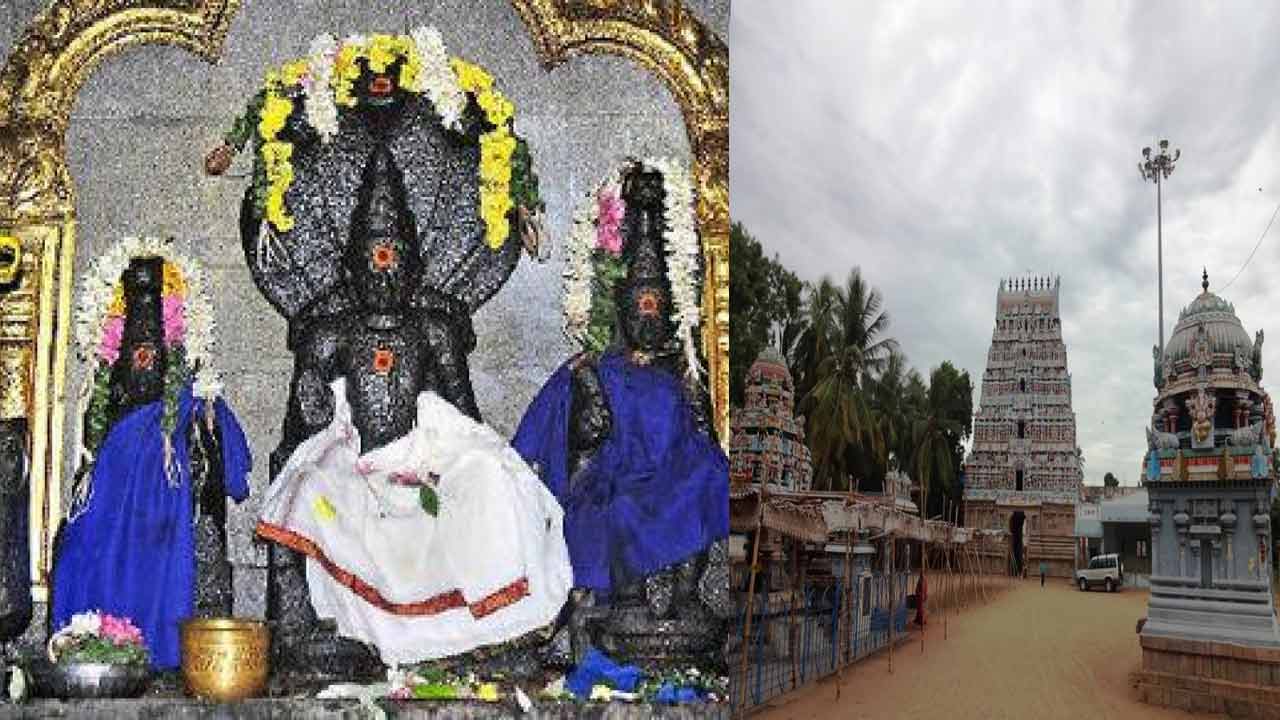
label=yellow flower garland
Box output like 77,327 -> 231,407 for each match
161,261 -> 186,297
452,58 -> 517,250
107,285 -> 125,318
105,261 -> 187,317
252,34 -> 520,248
257,72 -> 302,234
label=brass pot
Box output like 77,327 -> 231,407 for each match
180,618 -> 269,701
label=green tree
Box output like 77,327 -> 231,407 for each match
800,268 -> 897,490
1103,472 -> 1119,488
728,222 -> 806,405
911,362 -> 973,519
728,223 -> 771,405
769,261 -> 806,371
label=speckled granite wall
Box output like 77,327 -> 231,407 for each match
0,0 -> 727,622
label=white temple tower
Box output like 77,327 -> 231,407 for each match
963,275 -> 1083,577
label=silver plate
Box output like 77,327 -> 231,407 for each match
27,659 -> 151,699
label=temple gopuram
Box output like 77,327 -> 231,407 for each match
730,348 -> 813,491
963,275 -> 1082,577
1133,271 -> 1280,717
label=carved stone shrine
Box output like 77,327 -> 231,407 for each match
1133,271 -> 1280,718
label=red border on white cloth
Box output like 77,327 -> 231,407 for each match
256,521 -> 529,619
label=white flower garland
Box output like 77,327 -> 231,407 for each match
649,157 -> 704,382
303,33 -> 340,142
563,158 -> 704,382
295,27 -> 469,148
410,26 -> 468,130
74,236 -> 220,399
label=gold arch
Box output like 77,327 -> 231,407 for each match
0,0 -> 728,596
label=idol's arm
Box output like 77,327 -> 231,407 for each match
272,321 -> 345,480
419,307 -> 482,422
568,355 -> 612,484
189,408 -> 233,617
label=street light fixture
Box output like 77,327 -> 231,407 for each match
1139,139 -> 1181,357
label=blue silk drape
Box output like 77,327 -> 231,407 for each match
51,386 -> 251,669
513,352 -> 728,596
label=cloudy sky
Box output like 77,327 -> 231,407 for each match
730,1 -> 1280,487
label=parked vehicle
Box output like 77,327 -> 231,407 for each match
1076,553 -> 1123,592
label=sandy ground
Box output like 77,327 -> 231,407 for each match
754,577 -> 1222,720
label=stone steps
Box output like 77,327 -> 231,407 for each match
1026,535 -> 1075,560
1144,609 -> 1280,645
1151,585 -> 1277,605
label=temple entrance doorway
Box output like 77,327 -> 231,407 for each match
1010,511 -> 1026,576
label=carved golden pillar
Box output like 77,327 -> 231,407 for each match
0,139 -> 78,599
0,223 -> 74,600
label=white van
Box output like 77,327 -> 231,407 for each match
1076,553 -> 1123,592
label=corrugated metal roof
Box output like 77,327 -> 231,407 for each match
1100,489 -> 1149,524
1074,516 -> 1102,538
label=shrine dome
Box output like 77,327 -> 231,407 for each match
748,347 -> 792,386
1164,271 -> 1253,364
730,347 -> 813,491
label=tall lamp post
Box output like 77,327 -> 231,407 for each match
1140,139 -> 1181,355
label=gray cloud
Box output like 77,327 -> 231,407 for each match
731,0 -> 1280,486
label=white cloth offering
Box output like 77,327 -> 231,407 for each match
258,379 -> 573,663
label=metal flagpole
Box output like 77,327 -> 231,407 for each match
1139,139 -> 1181,354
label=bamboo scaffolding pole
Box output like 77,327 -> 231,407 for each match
920,536 -> 927,654
962,538 -> 972,599
972,544 -> 980,603
967,541 -> 976,605
888,536 -> 894,675
737,487 -> 766,712
970,542 -> 982,604
835,509 -> 856,701
944,524 -> 951,640
970,542 -> 979,604
983,540 -> 993,602
788,539 -> 800,689
942,496 -> 949,638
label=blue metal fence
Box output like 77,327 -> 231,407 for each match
728,571 -> 912,714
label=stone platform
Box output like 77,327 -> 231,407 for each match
1131,634 -> 1280,718
0,670 -> 727,719
0,698 -> 725,719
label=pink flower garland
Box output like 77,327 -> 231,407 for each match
595,188 -> 625,255
162,294 -> 185,347
96,286 -> 186,364
98,316 -> 124,365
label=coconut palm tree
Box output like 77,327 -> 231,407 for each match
911,363 -> 973,518
800,268 -> 897,490
792,278 -> 840,402
833,268 -> 896,381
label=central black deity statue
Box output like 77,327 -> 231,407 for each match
220,31 -> 559,675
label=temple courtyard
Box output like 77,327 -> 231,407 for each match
754,579 -> 1221,720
